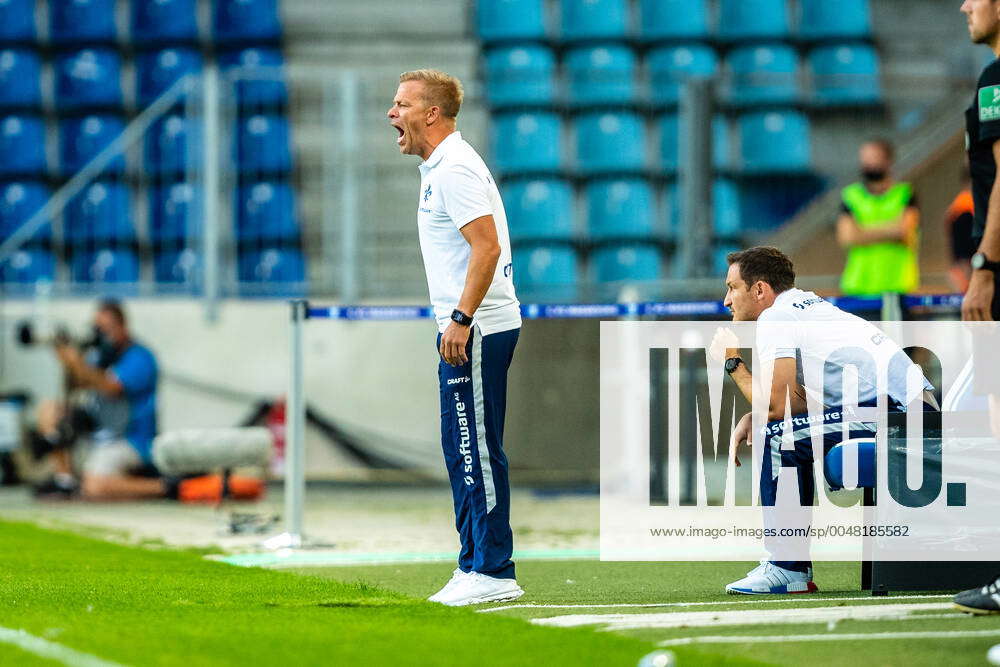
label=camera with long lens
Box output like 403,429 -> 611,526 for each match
17,321 -> 100,351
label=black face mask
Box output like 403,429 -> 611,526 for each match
861,168 -> 888,183
90,326 -> 121,369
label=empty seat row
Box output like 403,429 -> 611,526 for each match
478,0 -> 871,44
483,43 -> 881,108
491,109 -> 811,175
0,112 -> 292,177
0,0 -> 281,46
0,46 -> 287,110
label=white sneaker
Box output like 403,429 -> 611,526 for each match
436,572 -> 524,606
428,568 -> 470,602
725,562 -> 818,595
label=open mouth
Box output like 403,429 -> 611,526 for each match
395,125 -> 405,146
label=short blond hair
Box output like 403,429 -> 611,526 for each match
399,69 -> 464,119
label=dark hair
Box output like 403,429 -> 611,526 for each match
97,299 -> 127,326
726,246 -> 795,293
863,137 -> 895,162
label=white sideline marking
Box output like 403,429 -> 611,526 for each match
0,626 -> 126,667
478,593 -> 953,613
531,603 -> 954,630
658,629 -> 1000,647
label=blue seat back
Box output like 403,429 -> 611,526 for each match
0,0 -> 36,43
712,243 -> 741,276
213,0 -> 282,43
1,249 -> 54,282
504,178 -> 574,242
659,113 -> 730,171
492,111 -> 562,174
0,180 -> 50,243
640,0 -> 709,41
0,49 -> 41,108
59,114 -> 126,177
0,115 -> 45,176
483,45 -> 555,108
800,0 -> 870,40
136,48 -> 203,107
717,0 -> 789,41
145,113 -> 202,176
648,45 -> 718,106
154,248 -> 199,283
64,181 -> 133,244
824,440 -> 876,490
810,44 -> 881,105
586,178 -> 654,240
149,182 -> 200,243
237,181 -> 298,241
561,0 -> 627,41
713,179 -> 741,239
131,0 -> 199,43
50,0 -> 116,45
512,244 -> 579,300
239,247 -> 305,283
727,44 -> 799,105
477,0 -> 546,43
71,249 -> 139,282
575,111 -> 646,175
739,110 -> 810,172
219,47 -> 288,110
55,48 -> 123,110
565,44 -> 637,107
592,243 -> 662,282
237,114 -> 292,175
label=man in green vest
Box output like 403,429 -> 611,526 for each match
836,139 -> 921,296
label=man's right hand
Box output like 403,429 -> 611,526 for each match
963,270 -> 995,321
731,412 -> 753,468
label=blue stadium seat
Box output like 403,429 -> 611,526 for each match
503,178 -> 574,242
0,0 -> 36,43
476,0 -> 546,43
592,243 -> 662,282
1,249 -> 54,282
131,0 -> 199,44
71,249 -> 139,282
648,45 -> 718,106
727,44 -> 799,106
145,114 -> 201,176
237,114 -> 292,175
713,179 -> 741,239
154,248 -> 199,283
658,113 -> 730,171
575,111 -> 646,175
239,247 -> 305,283
213,0 -> 282,43
561,0 -> 627,42
0,115 -> 45,176
738,110 -> 810,173
483,45 -> 555,108
586,178 -> 654,240
800,0 -> 871,40
738,177 -> 825,230
59,115 -> 126,177
713,243 -> 741,276
64,181 -> 134,244
717,0 -> 789,41
810,44 -> 882,105
663,182 -> 680,238
0,181 -> 50,244
491,112 -> 562,174
0,49 -> 41,109
149,182 -> 200,243
136,48 -> 203,108
640,0 -> 709,41
50,0 -> 116,45
218,47 -> 288,110
565,44 -> 637,107
236,181 -> 298,241
512,244 -> 579,301
55,49 -> 123,111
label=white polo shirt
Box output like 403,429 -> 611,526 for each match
416,131 -> 521,335
756,288 -> 932,408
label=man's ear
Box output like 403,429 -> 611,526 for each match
425,105 -> 441,126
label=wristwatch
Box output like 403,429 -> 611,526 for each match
725,357 -> 744,375
971,252 -> 1000,273
451,309 -> 473,326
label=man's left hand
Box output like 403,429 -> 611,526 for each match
709,327 -> 740,363
440,323 -> 471,367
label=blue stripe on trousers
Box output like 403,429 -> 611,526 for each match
437,325 -> 519,580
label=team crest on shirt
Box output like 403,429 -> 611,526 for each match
423,184 -> 432,202
980,85 -> 1000,121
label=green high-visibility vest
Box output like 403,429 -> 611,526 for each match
839,182 -> 919,296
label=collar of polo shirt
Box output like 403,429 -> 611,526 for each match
419,131 -> 462,174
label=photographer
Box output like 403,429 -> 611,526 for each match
32,300 -> 163,500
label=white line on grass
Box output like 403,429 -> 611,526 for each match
0,626 -> 126,667
658,629 -> 1000,647
478,594 -> 954,613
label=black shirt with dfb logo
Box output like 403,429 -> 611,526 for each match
967,58 -> 1000,240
